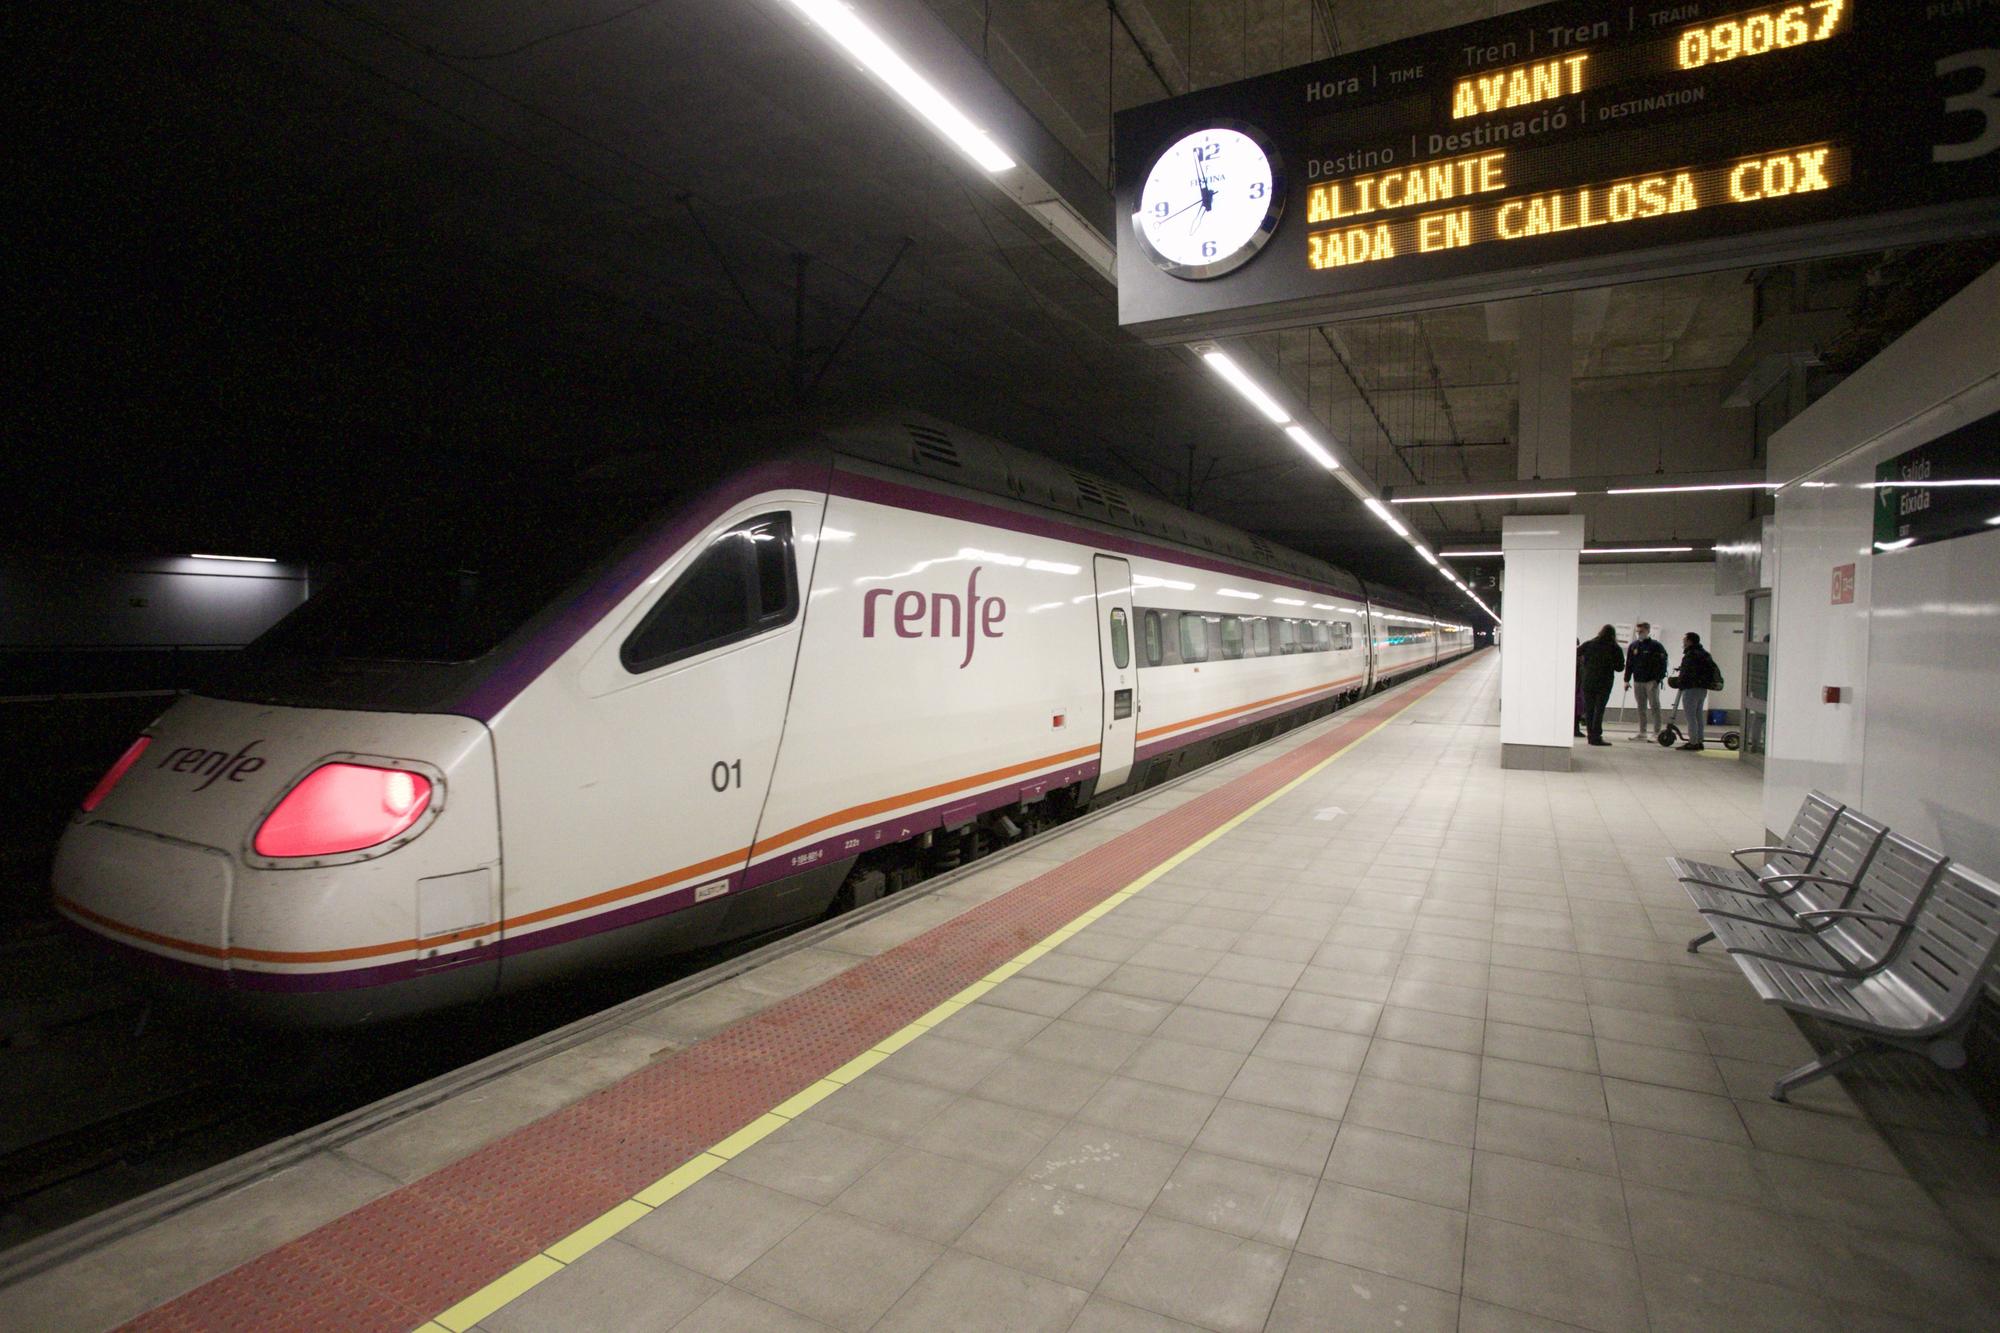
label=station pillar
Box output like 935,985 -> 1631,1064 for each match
1500,514 -> 1587,771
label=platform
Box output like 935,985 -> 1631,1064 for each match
4,652 -> 1997,1332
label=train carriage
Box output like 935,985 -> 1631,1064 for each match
54,415 -> 1475,1025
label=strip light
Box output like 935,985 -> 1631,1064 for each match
1202,350 -> 1291,424
1362,498 -> 1409,537
1415,546 -> 1439,566
190,553 -> 277,563
1604,482 -> 1774,495
1442,546 -> 1703,557
780,0 -> 1016,172
1283,424 -> 1340,470
1388,489 -> 1576,504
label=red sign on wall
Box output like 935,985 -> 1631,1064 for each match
1831,563 -> 1856,605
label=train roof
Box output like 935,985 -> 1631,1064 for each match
820,413 -> 1371,602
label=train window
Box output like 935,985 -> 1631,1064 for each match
1220,615 -> 1245,660
621,513 -> 797,673
1276,619 -> 1297,655
1178,612 -> 1208,662
1142,609 -> 1164,667
1250,618 -> 1271,657
1333,622 -> 1353,650
1109,608 -> 1130,669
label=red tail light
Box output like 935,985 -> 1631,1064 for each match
81,736 -> 152,812
254,763 -> 433,858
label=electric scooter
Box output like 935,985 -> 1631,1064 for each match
1655,688 -> 1743,750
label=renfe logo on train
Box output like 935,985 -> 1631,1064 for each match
861,565 -> 1007,668
156,739 -> 267,792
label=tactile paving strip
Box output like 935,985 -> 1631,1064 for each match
125,661 -> 1472,1331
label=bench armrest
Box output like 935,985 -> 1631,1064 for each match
1758,871 -> 1855,889
1794,909 -> 1909,926
1731,847 -> 1810,875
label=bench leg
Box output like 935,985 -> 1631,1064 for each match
1771,1042 -> 1872,1102
1687,930 -> 1715,954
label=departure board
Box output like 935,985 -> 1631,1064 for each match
1113,0 -> 2000,341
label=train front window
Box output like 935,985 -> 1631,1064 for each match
622,514 -> 797,673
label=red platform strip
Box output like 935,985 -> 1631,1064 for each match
126,660 -> 1473,1331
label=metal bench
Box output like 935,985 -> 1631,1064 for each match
1692,832 -> 1947,977
1669,790 -> 1844,898
1719,862 -> 2000,1112
1683,808 -> 1887,954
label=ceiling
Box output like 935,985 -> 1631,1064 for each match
10,0 -> 1955,616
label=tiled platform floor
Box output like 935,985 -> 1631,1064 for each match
9,652 -> 1999,1331
529,655 -> 1991,1333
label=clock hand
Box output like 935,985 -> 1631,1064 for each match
1159,197 -> 1206,224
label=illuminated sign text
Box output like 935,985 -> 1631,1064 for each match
1452,54 -> 1590,119
1307,143 -> 1844,270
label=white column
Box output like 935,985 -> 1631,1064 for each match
1500,514 -> 1587,771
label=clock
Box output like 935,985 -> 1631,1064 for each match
1132,123 -> 1284,279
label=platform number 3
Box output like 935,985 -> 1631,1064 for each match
1935,50 -> 2000,163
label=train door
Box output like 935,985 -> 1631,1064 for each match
1362,603 -> 1378,690
1092,555 -> 1137,792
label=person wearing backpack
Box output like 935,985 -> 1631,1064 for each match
1668,631 -> 1723,751
1623,622 -> 1669,741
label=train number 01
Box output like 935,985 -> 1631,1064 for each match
711,759 -> 743,792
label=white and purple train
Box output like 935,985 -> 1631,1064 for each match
55,416 -> 1475,1025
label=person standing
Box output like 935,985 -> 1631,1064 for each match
1578,625 -> 1624,747
1624,621 -> 1668,741
1670,631 -> 1723,751
1573,639 -> 1586,738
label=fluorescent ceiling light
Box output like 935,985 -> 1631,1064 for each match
1202,350 -> 1291,425
1874,537 -> 1916,551
1583,546 -> 1697,555
1389,489 -> 1575,504
780,0 -> 1016,172
1283,424 -> 1339,470
190,553 -> 276,563
1605,482 -> 1774,495
1441,549 -> 1503,558
1987,515 -> 2000,526
1414,546 -> 1438,565
1362,498 -> 1408,537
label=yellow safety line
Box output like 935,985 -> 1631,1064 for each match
413,682 -> 1426,1332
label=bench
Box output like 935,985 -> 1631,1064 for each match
1722,862 -> 2000,1110
1668,790 -> 1844,899
1688,831 -> 1947,978
1681,807 -> 1887,955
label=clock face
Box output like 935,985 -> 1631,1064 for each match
1133,125 -> 1283,279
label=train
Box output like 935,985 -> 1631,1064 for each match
54,415 -> 1477,1026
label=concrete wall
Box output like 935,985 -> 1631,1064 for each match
1763,263 -> 2000,871
0,555 -> 308,647
1576,562 -> 1743,715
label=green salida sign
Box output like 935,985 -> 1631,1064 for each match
1872,410 -> 2000,553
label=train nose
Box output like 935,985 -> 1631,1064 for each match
54,822 -> 234,975
53,693 -> 504,1021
